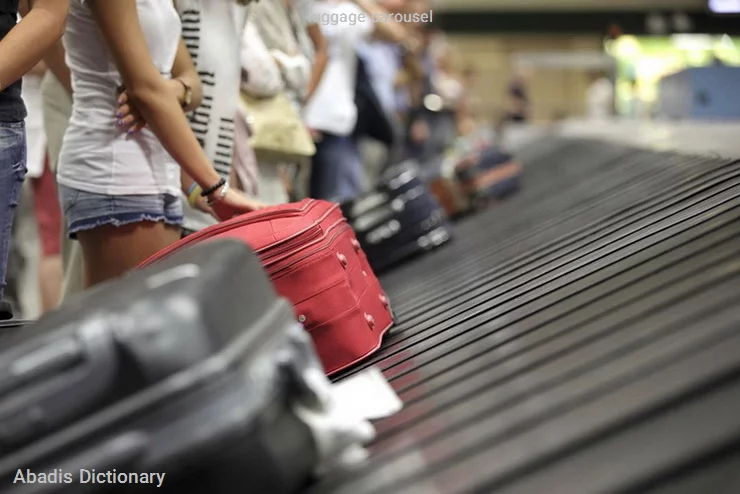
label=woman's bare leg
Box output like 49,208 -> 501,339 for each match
77,221 -> 181,288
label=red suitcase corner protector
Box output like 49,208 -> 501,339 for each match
138,199 -> 395,375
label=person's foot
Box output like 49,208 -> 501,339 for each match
0,300 -> 12,320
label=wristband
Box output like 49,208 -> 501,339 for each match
200,177 -> 226,197
187,184 -> 202,208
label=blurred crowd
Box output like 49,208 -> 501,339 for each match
4,0 -> 485,318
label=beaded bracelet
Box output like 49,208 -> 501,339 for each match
200,177 -> 226,197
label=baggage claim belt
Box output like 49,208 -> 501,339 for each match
13,468 -> 166,488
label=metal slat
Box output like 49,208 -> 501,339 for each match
394,165 -> 740,326
320,297 -> 740,494
382,224 -> 740,400
495,381 -> 740,494
348,172 -> 740,377
394,167 -> 740,322
311,139 -> 740,494
386,152 -> 734,295
383,153 -> 736,305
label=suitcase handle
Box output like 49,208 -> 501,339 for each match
0,323 -> 118,451
230,202 -> 309,225
349,192 -> 389,218
0,337 -> 83,398
355,182 -> 429,231
386,168 -> 418,190
353,205 -> 396,232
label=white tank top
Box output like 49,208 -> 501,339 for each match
57,0 -> 182,196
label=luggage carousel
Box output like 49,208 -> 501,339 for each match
310,133 -> 740,493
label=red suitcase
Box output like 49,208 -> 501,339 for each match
140,199 -> 394,375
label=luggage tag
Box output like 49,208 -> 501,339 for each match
331,367 -> 402,420
278,326 -> 402,420
292,367 -> 402,476
278,329 -> 401,474
278,326 -> 379,474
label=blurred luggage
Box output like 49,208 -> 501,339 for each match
141,199 -> 394,376
405,108 -> 458,181
342,161 -> 452,273
426,129 -> 520,217
0,240 -> 333,494
455,146 -> 522,207
428,175 -> 470,219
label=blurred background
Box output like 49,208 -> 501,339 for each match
429,0 -> 740,123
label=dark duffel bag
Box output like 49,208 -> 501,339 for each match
455,146 -> 523,207
0,239 -> 328,494
342,162 -> 452,272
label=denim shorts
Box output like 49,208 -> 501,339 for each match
58,185 -> 184,239
0,121 -> 26,301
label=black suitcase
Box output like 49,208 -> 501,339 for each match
0,239 -> 321,493
342,162 -> 452,272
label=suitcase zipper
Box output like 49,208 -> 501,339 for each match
259,225 -> 323,263
255,205 -> 341,261
267,223 -> 353,278
260,218 -> 349,272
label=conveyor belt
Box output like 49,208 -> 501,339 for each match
310,138 -> 740,494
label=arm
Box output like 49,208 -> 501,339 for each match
304,23 -> 327,103
88,0 -> 221,192
169,38 -> 203,112
241,20 -> 285,97
1,0 -> 68,91
28,61 -> 47,77
400,50 -> 424,83
43,38 -> 73,94
353,0 -> 409,45
270,49 -> 311,95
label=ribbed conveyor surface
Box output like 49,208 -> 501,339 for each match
309,138 -> 740,494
